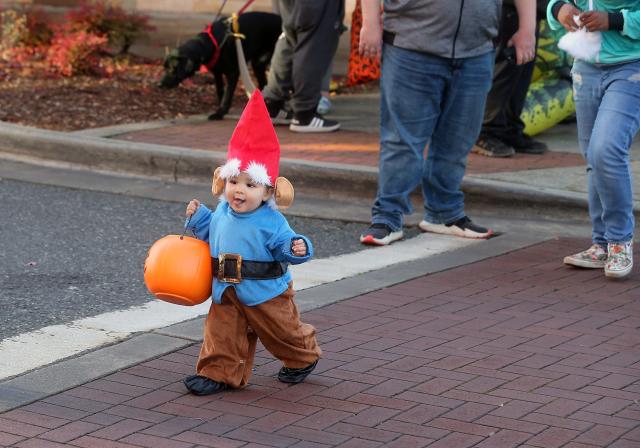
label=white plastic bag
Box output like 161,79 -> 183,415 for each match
557,2 -> 602,61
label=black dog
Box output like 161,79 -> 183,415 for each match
160,12 -> 282,120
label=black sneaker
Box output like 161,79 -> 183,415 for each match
278,359 -> 318,384
419,216 -> 493,239
265,98 -> 293,125
473,135 -> 515,158
360,223 -> 404,246
183,375 -> 228,395
289,111 -> 340,133
503,134 -> 548,154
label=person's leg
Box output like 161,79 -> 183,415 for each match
421,51 -> 494,233
242,284 -> 321,383
589,61 -> 640,277
481,5 -> 518,134
361,44 -> 444,245
500,19 -> 547,154
475,4 -> 518,158
262,32 -> 293,104
572,61 -> 607,247
189,288 -> 257,393
317,61 -> 333,115
563,61 -> 608,269
287,0 -> 343,131
262,0 -> 295,124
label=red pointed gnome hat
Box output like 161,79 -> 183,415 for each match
218,90 -> 280,186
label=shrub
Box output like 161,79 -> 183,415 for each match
46,29 -> 108,76
0,10 -> 27,54
66,0 -> 155,54
0,7 -> 53,49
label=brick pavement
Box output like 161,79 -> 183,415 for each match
1,238 -> 638,448
114,121 -> 585,175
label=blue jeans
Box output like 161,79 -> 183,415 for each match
572,60 -> 640,245
372,44 -> 494,230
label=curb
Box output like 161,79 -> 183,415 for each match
3,120 -> 635,213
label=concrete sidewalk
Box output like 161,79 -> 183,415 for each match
0,238 -> 638,447
1,92 -> 639,215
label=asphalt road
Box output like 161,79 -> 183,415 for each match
0,177 -> 422,341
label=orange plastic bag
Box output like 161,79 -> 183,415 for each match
144,235 -> 212,306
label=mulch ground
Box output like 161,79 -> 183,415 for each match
0,58 -> 227,131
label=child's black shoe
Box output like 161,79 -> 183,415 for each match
278,359 -> 318,384
184,375 -> 228,395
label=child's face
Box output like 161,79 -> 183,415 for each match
225,172 -> 272,213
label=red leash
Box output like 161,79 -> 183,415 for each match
202,0 -> 255,71
237,0 -> 256,15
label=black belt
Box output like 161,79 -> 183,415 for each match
382,30 -> 395,46
212,254 -> 287,283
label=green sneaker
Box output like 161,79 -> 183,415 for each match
563,244 -> 607,269
605,241 -> 633,278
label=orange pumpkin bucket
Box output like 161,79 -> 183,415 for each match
144,234 -> 212,306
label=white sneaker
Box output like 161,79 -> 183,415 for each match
605,241 -> 633,278
419,216 -> 493,239
563,244 -> 607,269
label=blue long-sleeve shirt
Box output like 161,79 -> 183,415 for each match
186,201 -> 313,306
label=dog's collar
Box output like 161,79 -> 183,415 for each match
203,23 -> 221,71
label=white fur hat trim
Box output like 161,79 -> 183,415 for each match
245,161 -> 272,186
219,158 -> 272,186
219,158 -> 241,179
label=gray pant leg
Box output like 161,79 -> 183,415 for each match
262,31 -> 293,102
321,61 -> 333,92
263,0 -> 294,102
288,0 -> 343,114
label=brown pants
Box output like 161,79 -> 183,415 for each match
197,283 -> 321,388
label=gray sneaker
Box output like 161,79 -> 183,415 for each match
563,244 -> 607,269
473,135 -> 515,158
360,223 -> 404,246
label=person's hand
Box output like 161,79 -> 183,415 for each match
186,199 -> 200,217
580,11 -> 609,31
508,28 -> 536,65
291,239 -> 307,257
557,3 -> 581,31
358,18 -> 382,59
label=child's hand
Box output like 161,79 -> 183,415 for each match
186,199 -> 200,217
580,11 -> 609,32
291,239 -> 307,257
558,3 -> 581,32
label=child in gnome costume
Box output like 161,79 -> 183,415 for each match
182,91 -> 321,395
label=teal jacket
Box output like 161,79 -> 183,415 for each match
547,0 -> 640,64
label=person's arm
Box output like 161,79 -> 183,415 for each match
268,219 -> 314,264
359,0 -> 383,58
620,9 -> 640,39
511,0 -> 537,65
185,201 -> 212,242
581,7 -> 640,37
